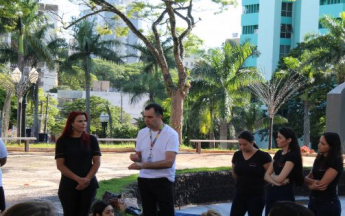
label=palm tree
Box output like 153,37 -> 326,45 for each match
0,0 -> 65,138
122,39 -> 175,103
304,12 -> 345,84
190,41 -> 261,147
61,19 -> 123,132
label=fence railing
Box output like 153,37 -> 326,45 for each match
189,139 -> 238,154
2,137 -> 37,152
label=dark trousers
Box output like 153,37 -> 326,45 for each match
0,186 -> 5,212
265,184 -> 295,216
308,196 -> 341,216
138,177 -> 174,216
230,191 -> 265,216
58,188 -> 97,216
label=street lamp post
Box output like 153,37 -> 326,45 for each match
11,67 -> 39,138
99,113 -> 109,138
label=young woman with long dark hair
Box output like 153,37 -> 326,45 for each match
264,127 -> 304,216
230,131 -> 272,216
305,132 -> 343,216
55,111 -> 101,216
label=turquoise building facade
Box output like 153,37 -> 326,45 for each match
241,0 -> 345,78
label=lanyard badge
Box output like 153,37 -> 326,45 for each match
147,124 -> 165,162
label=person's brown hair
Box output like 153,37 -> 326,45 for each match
56,111 -> 90,147
2,201 -> 56,216
201,209 -> 221,216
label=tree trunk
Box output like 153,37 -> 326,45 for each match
219,119 -> 228,149
2,90 -> 13,138
209,129 -> 215,148
85,58 -> 91,133
105,104 -> 113,138
268,117 -> 274,150
170,89 -> 184,145
303,100 -> 310,147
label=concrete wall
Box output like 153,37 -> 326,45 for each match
326,82 -> 345,152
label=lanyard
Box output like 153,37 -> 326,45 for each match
149,124 -> 165,150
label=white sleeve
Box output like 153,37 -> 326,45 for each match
0,139 -> 8,159
166,131 -> 179,154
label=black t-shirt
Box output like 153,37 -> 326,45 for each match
310,155 -> 343,199
232,150 -> 272,195
55,135 -> 101,191
273,150 -> 300,184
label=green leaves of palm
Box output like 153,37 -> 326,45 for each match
190,41 -> 260,134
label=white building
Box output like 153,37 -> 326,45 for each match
57,90 -> 148,121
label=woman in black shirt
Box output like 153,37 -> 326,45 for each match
55,111 -> 101,216
264,127 -> 304,216
231,131 -> 272,216
305,132 -> 343,216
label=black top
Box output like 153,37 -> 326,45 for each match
55,135 -> 101,191
310,155 -> 343,199
232,150 -> 272,195
273,150 -> 300,185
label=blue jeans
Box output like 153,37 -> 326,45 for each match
265,184 -> 295,216
308,196 -> 341,216
230,190 -> 265,216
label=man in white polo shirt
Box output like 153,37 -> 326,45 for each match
128,103 -> 179,216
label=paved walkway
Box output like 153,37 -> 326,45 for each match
0,151 -> 322,215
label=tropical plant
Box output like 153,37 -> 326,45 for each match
248,71 -> 307,149
189,41 -> 261,146
65,0 -> 237,144
0,0 -> 66,139
61,19 -> 123,132
122,38 -> 174,103
303,12 -> 345,84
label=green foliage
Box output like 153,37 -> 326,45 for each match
188,41 -> 261,137
93,59 -> 141,90
111,123 -> 138,138
25,88 -> 59,133
60,96 -> 134,135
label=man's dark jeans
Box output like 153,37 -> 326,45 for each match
138,177 -> 174,216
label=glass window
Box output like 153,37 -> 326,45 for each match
280,24 -> 292,38
242,25 -> 259,34
244,4 -> 260,14
281,2 -> 293,17
320,0 -> 343,5
279,45 -> 291,58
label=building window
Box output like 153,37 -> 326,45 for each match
320,0 -> 344,5
280,45 -> 291,58
281,2 -> 293,17
280,24 -> 292,38
244,4 -> 260,14
242,25 -> 259,34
